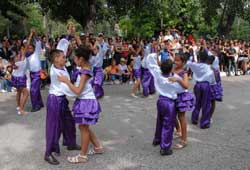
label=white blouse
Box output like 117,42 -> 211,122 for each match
146,53 -> 186,99
12,60 -> 27,77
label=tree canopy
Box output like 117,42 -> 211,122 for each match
1,0 -> 250,39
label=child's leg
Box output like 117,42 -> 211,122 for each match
149,75 -> 156,94
153,105 -> 163,145
210,100 -> 216,119
175,117 -> 181,135
131,78 -> 139,94
16,89 -> 22,108
200,84 -> 212,128
160,100 -> 176,151
45,95 -> 61,157
4,80 -> 11,92
138,78 -> 141,92
89,128 -> 101,148
61,98 -> 77,147
30,71 -> 44,110
178,112 -> 187,142
19,88 -> 29,113
79,124 -> 90,155
141,71 -> 150,96
192,84 -> 202,124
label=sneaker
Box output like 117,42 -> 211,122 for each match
0,89 -> 7,93
17,111 -> 21,115
148,95 -> 153,99
160,149 -> 173,156
129,81 -> 133,85
131,93 -> 138,98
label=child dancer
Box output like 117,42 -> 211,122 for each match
169,53 -> 195,149
12,46 -> 29,115
58,46 -> 103,164
44,39 -> 80,165
187,50 -> 216,129
131,48 -> 142,98
207,54 -> 223,120
141,47 -> 155,97
26,29 -> 44,112
147,53 -> 186,156
91,41 -> 106,99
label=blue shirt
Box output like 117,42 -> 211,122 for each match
160,50 -> 169,62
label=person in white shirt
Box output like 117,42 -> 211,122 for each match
45,44 -> 81,165
147,53 -> 186,156
186,50 -> 216,129
58,46 -> 103,164
26,29 -> 44,112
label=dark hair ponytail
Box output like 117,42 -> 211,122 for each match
75,45 -> 91,61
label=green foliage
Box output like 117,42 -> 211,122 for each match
25,3 -> 44,34
1,0 -> 250,39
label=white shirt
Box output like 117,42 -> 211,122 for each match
49,64 -> 77,97
27,40 -> 41,72
12,60 -> 27,77
147,53 -> 185,99
187,60 -> 216,84
133,55 -> 142,70
75,70 -> 96,100
119,64 -> 128,72
164,35 -> 174,41
212,56 -> 220,71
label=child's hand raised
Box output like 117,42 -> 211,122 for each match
168,77 -> 180,83
57,73 -> 69,83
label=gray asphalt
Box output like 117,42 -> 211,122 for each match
0,75 -> 250,170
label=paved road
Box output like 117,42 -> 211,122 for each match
0,76 -> 250,170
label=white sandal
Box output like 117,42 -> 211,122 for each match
67,154 -> 88,164
87,147 -> 104,155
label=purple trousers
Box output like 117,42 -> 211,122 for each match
153,96 -> 176,150
30,71 -> 44,109
45,94 -> 77,157
141,68 -> 155,97
92,67 -> 104,99
192,81 -> 211,128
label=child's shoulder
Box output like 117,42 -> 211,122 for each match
80,68 -> 92,77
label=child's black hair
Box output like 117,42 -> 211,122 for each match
75,45 -> 91,61
207,55 -> 215,65
160,59 -> 173,75
49,49 -> 64,63
198,50 -> 208,63
175,53 -> 186,63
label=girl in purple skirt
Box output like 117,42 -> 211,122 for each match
131,48 -> 142,98
207,54 -> 223,120
58,46 -> 103,164
169,53 -> 195,149
12,31 -> 34,115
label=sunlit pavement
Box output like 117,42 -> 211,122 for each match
0,75 -> 250,170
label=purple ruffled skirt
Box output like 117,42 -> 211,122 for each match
210,82 -> 223,101
176,92 -> 195,113
72,99 -> 101,125
133,69 -> 141,79
210,70 -> 223,101
11,75 -> 27,89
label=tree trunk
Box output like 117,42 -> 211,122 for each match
22,16 -> 28,36
217,12 -> 236,38
84,0 -> 96,33
217,0 -> 236,38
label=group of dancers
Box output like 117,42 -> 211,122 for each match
10,25 -> 223,165
11,29 -> 44,115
